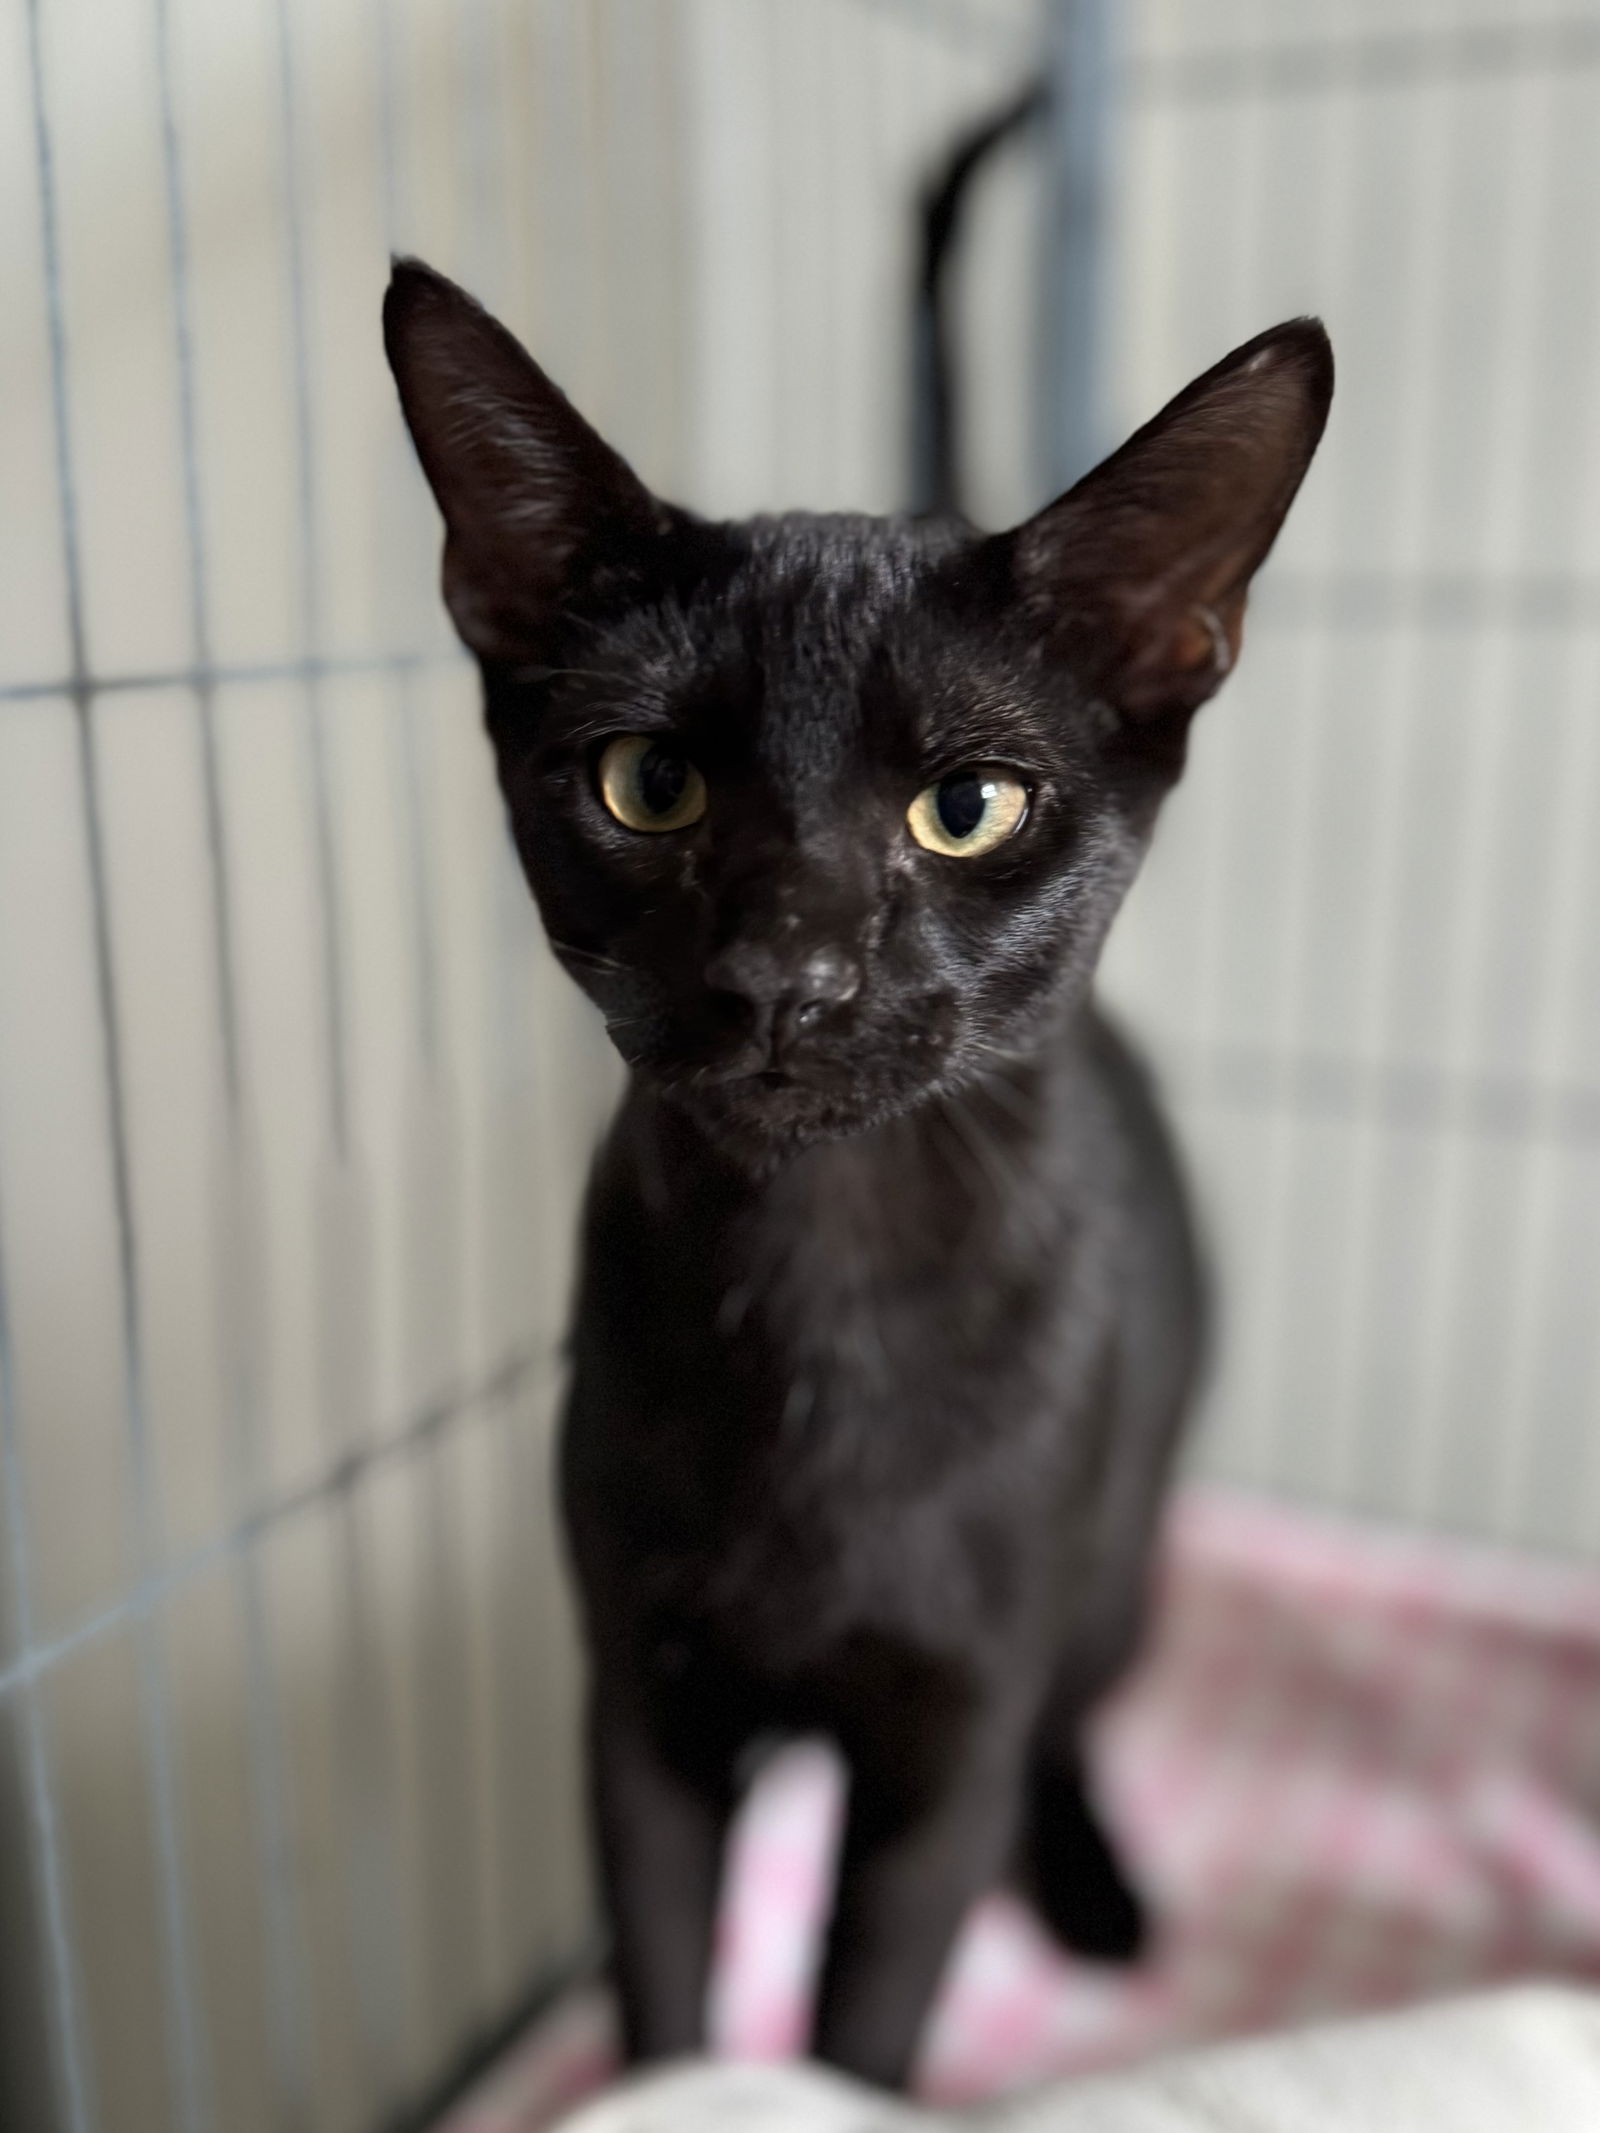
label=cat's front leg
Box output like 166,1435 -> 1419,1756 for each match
587,1679 -> 733,2061
811,1715 -> 1026,2089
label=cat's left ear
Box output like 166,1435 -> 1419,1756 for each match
1006,319 -> 1332,722
383,256 -> 670,662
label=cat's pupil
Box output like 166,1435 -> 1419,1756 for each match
638,744 -> 688,816
936,773 -> 988,841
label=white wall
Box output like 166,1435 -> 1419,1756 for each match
680,0 -> 1043,523
1098,0 -> 1600,1556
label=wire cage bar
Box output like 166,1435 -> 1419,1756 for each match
0,3 -> 1046,2129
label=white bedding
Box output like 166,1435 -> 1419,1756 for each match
554,1985 -> 1600,2132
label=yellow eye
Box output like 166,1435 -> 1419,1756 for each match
598,735 -> 707,833
907,769 -> 1028,858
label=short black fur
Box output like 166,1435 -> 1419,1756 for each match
384,259 -> 1331,2089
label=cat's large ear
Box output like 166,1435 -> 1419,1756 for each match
383,257 -> 669,662
1008,319 -> 1332,722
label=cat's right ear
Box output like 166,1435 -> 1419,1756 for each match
383,257 -> 668,663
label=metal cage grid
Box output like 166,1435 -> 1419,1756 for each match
0,0 -> 664,2125
0,4 -> 1044,2130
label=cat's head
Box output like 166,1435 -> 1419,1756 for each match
385,261 -> 1330,1153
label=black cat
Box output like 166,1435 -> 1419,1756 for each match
384,260 -> 1331,2090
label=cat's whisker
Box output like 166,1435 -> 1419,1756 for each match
507,662 -> 630,690
553,605 -> 631,650
968,1038 -> 1041,1076
550,937 -> 633,975
944,1095 -> 1022,1202
933,1106 -> 1000,1212
949,1093 -> 1058,1252
970,1066 -> 1038,1130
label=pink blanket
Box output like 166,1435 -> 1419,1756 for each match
447,1487 -> 1600,2129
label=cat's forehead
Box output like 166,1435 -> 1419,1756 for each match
739,510 -> 944,586
715,513 -> 949,654
601,511 -> 942,669
730,517 -> 975,774
576,509 -> 1049,784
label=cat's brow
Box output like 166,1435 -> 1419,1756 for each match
507,659 -> 682,744
559,699 -> 680,746
916,690 -> 1055,776
507,663 -> 632,689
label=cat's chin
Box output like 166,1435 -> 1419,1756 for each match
655,1069 -> 921,1166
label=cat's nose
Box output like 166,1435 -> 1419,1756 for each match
704,939 -> 862,1030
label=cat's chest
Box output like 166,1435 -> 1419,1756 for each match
584,1170 -> 1109,1548
734,1134 -> 1091,1366
585,1107 -> 1115,1455
611,1326 -> 1081,1678
689,1195 -> 1085,1445
567,1128 -> 1119,1676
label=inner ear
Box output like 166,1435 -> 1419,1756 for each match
1007,318 -> 1334,721
383,256 -> 671,664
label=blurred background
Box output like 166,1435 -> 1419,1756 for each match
5,0 -> 1600,2128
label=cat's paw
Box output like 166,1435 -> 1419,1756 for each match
1022,1758 -> 1152,1965
1039,1852 -> 1148,1964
